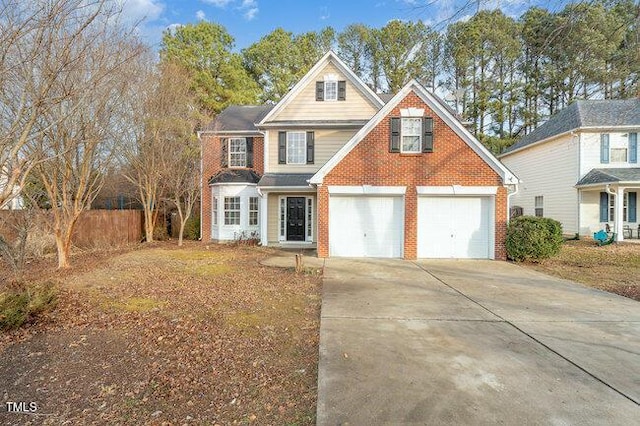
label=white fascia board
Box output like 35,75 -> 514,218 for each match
408,82 -> 519,185
310,84 -> 414,185
258,186 -> 316,193
209,182 -> 258,187
416,185 -> 498,196
258,51 -> 384,126
311,80 -> 519,185
576,181 -> 640,189
328,185 -> 407,195
199,130 -> 264,136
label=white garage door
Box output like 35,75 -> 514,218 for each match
418,196 -> 492,259
329,196 -> 403,258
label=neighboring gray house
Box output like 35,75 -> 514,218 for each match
500,99 -> 639,241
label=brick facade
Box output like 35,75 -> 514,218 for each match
317,91 -> 508,260
200,133 -> 264,242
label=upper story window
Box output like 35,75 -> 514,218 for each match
221,137 -> 253,168
390,115 -> 433,154
401,118 -> 422,153
286,132 -> 307,164
324,80 -> 338,101
229,138 -> 246,167
600,132 -> 638,164
316,75 -> 346,101
278,131 -> 314,165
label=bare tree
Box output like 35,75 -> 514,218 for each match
0,0 -> 111,209
28,3 -> 145,268
122,61 -> 203,244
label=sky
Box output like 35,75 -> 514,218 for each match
121,0 -> 568,51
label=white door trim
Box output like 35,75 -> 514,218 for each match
328,185 -> 407,195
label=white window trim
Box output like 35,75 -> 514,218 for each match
400,117 -> 422,154
228,137 -> 247,168
324,80 -> 338,102
223,196 -> 241,226
248,196 -> 259,227
608,193 -> 629,222
278,195 -> 314,243
286,131 -> 306,165
212,196 -> 218,226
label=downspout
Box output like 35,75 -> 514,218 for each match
506,184 -> 519,224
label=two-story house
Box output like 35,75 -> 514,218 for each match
500,99 -> 640,241
199,51 -> 518,259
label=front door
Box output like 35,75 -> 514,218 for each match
286,197 -> 306,241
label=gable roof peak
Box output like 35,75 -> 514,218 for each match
257,50 -> 384,125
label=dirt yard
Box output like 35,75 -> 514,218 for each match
524,239 -> 640,301
0,243 -> 322,425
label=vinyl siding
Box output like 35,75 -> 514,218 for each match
266,193 -> 317,244
274,63 -> 379,121
579,190 -> 603,235
266,128 -> 358,173
579,131 -> 638,176
502,134 -> 580,233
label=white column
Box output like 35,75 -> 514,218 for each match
615,186 -> 625,241
259,191 -> 269,246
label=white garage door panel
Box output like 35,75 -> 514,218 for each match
418,196 -> 492,259
329,196 -> 403,258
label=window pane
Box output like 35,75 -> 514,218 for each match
287,132 -> 306,164
212,197 -> 218,225
325,80 -> 337,100
402,118 -> 421,135
402,136 -> 421,152
224,196 -> 240,225
229,138 -> 246,167
611,148 -> 627,163
249,197 -> 259,226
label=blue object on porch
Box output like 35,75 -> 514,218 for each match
593,230 -> 608,243
593,230 -> 616,246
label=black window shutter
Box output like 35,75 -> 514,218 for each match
306,131 -> 315,164
278,132 -> 286,164
338,81 -> 346,101
246,137 -> 253,168
221,138 -> 228,168
599,192 -> 608,222
422,117 -> 434,153
390,117 -> 400,153
316,81 -> 324,101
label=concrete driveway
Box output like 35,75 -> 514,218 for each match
316,259 -> 640,425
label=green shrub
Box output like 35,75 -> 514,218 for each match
506,216 -> 564,262
0,282 -> 57,330
184,215 -> 200,240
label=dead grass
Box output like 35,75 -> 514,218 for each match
524,239 -> 640,301
0,242 -> 322,425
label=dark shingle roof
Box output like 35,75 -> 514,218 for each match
257,173 -> 314,188
208,170 -> 260,185
203,105 -> 274,132
576,168 -> 640,187
504,99 -> 640,155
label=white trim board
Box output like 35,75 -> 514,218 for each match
257,51 -> 384,125
309,80 -> 519,186
328,185 -> 407,195
416,186 -> 498,196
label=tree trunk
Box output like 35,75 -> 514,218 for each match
144,207 -> 154,242
54,228 -> 73,269
178,221 -> 185,247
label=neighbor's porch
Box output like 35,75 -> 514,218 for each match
579,186 -> 639,241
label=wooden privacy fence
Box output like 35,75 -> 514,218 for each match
72,210 -> 143,247
0,209 -> 143,248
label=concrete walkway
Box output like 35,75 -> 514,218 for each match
317,259 -> 640,425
